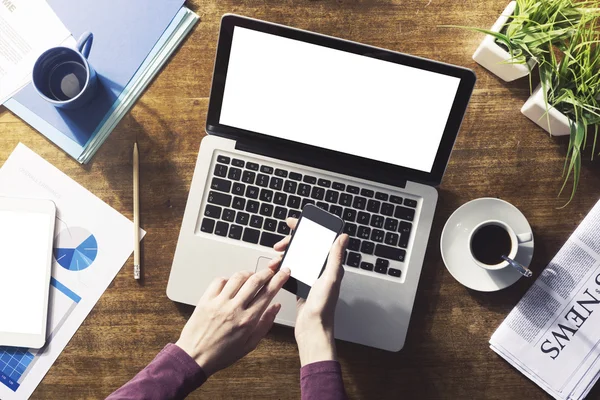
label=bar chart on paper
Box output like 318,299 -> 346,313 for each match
0,278 -> 81,392
53,227 -> 98,271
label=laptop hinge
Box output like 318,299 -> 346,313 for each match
234,140 -> 408,189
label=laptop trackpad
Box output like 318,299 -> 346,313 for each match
256,256 -> 297,326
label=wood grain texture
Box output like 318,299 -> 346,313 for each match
1,0 -> 600,398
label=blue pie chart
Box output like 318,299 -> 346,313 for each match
53,227 -> 98,271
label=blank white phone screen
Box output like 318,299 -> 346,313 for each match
0,210 -> 52,335
282,218 -> 338,287
220,26 -> 462,173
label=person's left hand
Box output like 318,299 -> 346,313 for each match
176,265 -> 291,377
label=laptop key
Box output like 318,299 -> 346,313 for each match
217,155 -> 230,164
275,169 -> 288,178
232,159 -> 245,167
215,221 -> 229,237
375,192 -> 389,201
370,215 -> 384,228
201,218 -> 215,233
260,203 -> 274,217
287,195 -> 301,209
394,206 -> 415,222
316,202 -> 328,211
375,259 -> 389,274
242,171 -> 255,184
384,218 -> 398,231
347,252 -> 361,267
214,164 -> 228,178
367,199 -> 380,213
250,215 -> 263,229
399,231 -> 409,249
381,203 -> 394,216
311,186 -> 325,200
232,182 -> 245,196
236,212 -> 250,226
288,209 -> 301,219
325,190 -> 339,203
352,196 -> 366,210
388,268 -> 402,277
211,177 -> 231,193
298,184 -> 311,197
260,232 -> 285,248
242,227 -> 260,244
228,224 -> 243,240
371,229 -> 385,243
246,162 -> 259,171
222,208 -> 235,222
274,206 -> 287,220
332,182 -> 345,191
344,223 -> 357,236
284,180 -> 298,194
228,167 -> 242,181
375,244 -> 406,262
390,195 -> 403,204
289,172 -> 302,181
339,193 -> 352,206
303,175 -> 316,184
204,204 -> 222,219
301,199 -> 315,209
329,205 -> 343,217
261,165 -> 274,174
347,185 -> 359,194
208,191 -> 231,207
256,174 -> 269,187
360,189 -> 374,198
360,262 -> 374,271
357,211 -> 370,225
269,177 -> 283,190
399,221 -> 412,235
246,186 -> 259,199
264,218 -> 277,232
404,198 -> 418,208
260,189 -> 273,202
343,208 -> 356,222
246,200 -> 259,214
274,192 -> 287,205
360,241 -> 374,255
385,232 -> 399,246
318,179 -> 331,188
358,226 -> 371,239
232,197 -> 246,210
348,238 -> 361,251
277,221 -> 291,235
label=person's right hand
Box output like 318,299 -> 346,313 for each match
272,218 -> 349,366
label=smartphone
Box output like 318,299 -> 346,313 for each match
280,204 -> 345,299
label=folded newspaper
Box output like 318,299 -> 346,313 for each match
490,199 -> 600,400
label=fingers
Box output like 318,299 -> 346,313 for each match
245,303 -> 281,351
286,217 -> 298,230
266,256 -> 282,271
235,267 -> 276,305
202,276 -> 228,300
247,267 -> 291,312
273,235 -> 291,252
322,234 -> 349,285
220,270 -> 253,299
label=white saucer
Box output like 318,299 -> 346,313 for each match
440,198 -> 534,292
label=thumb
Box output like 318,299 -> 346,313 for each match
322,234 -> 349,285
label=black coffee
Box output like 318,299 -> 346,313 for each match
470,224 -> 512,265
48,61 -> 87,101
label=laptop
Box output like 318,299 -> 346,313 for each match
167,14 -> 475,351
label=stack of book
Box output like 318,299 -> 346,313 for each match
5,0 -> 199,163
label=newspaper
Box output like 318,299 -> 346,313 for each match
490,199 -> 600,400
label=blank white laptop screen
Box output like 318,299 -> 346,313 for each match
0,210 -> 52,335
219,26 -> 462,173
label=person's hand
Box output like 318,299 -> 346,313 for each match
175,265 -> 291,377
271,218 -> 349,366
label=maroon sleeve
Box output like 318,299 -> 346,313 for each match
106,343 -> 207,400
300,360 -> 348,400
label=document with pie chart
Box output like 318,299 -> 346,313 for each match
0,143 -> 145,400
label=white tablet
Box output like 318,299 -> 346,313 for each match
0,197 -> 56,349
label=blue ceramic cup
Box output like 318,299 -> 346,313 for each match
32,32 -> 97,109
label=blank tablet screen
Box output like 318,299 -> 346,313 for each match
0,210 -> 53,335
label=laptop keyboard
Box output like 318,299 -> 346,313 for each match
199,153 -> 419,279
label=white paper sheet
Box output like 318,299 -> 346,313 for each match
0,0 -> 71,104
0,143 -> 144,399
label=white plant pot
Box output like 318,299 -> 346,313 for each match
472,1 -> 536,82
521,84 -> 572,136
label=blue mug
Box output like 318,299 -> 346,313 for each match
32,32 -> 97,110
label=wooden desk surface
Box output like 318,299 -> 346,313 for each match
1,1 -> 600,398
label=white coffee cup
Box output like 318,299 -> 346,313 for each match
468,220 -> 533,271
